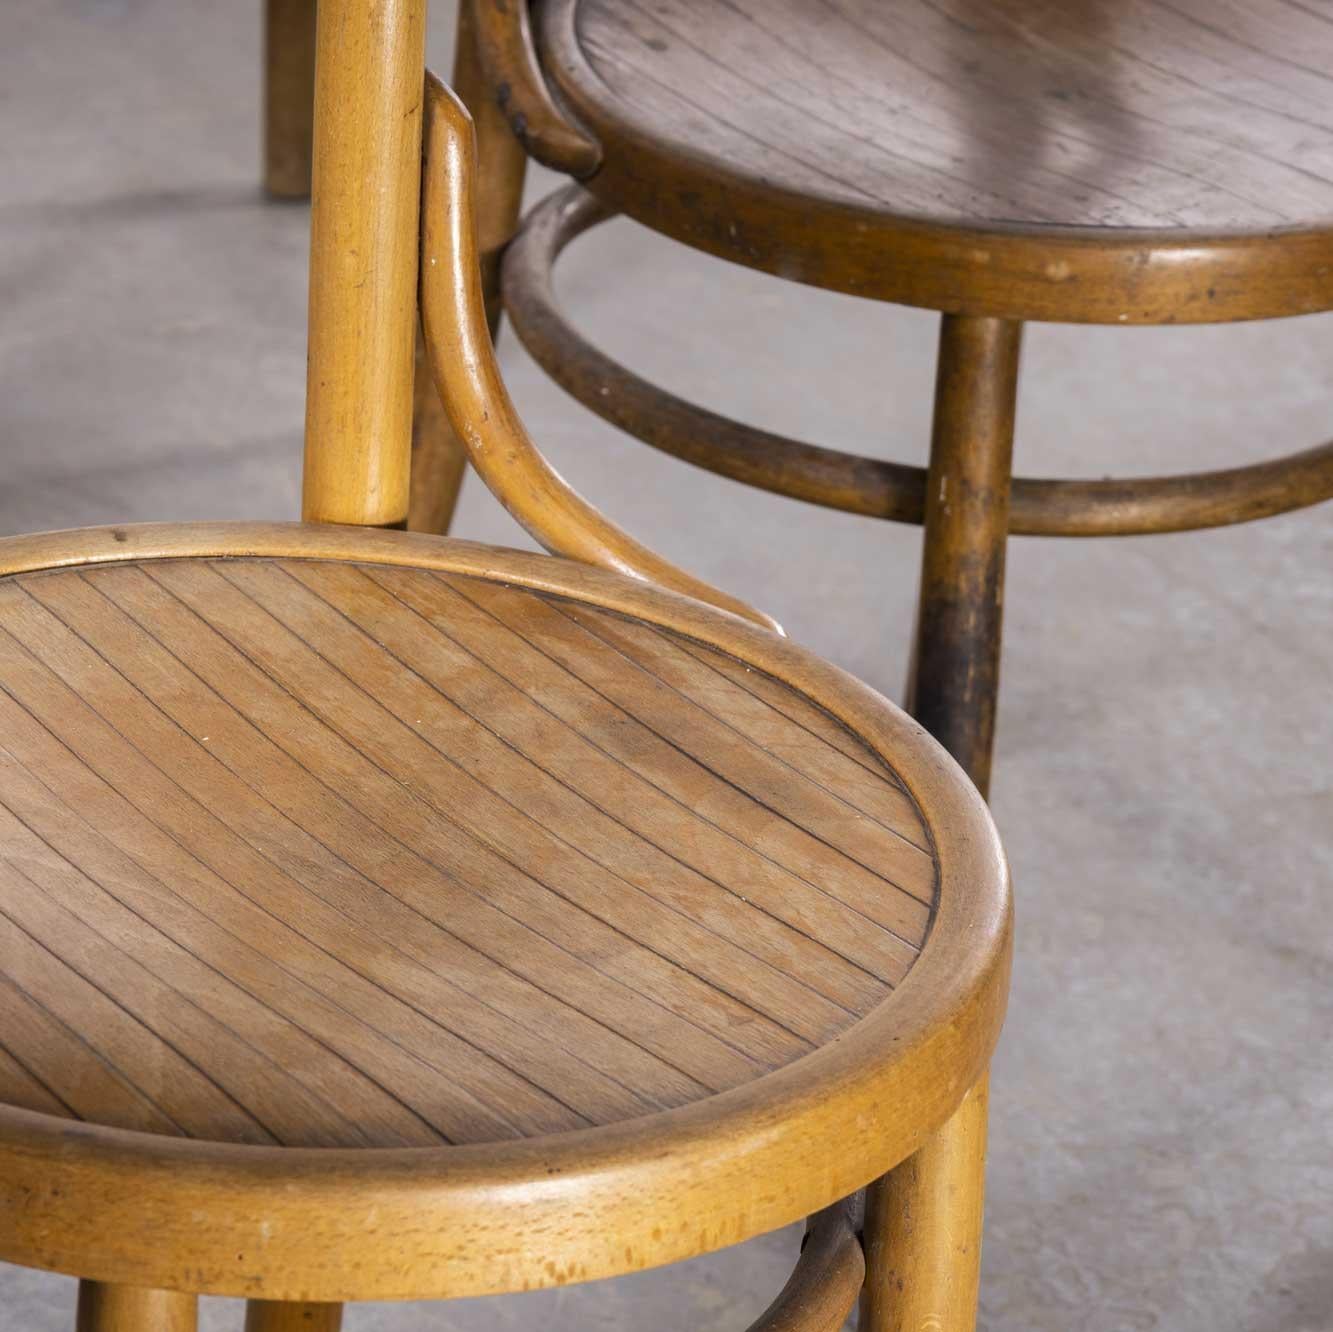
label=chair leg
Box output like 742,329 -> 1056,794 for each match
859,1075 -> 990,1332
409,319 -> 470,533
408,0 -> 530,534
244,1300 -> 344,1331
867,316 -> 1020,1329
263,0 -> 317,199
907,313 -> 1022,800
76,1282 -> 197,1332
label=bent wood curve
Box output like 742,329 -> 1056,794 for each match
470,0 -> 600,176
417,73 -> 779,633
505,185 -> 1333,537
745,1203 -> 864,1332
0,522 -> 1009,1304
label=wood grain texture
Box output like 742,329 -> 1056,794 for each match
0,556 -> 931,1148
567,0 -> 1333,232
537,0 -> 1333,321
909,315 -> 1021,800
751,1204 -> 864,1332
245,1301 -> 344,1332
408,320 -> 469,536
471,0 -> 601,175
76,1283 -> 197,1332
861,1075 -> 991,1332
302,0 -> 425,526
453,0 -> 530,329
0,520 -> 1009,1304
409,4 -> 538,540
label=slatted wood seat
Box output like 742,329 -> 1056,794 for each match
535,0 -> 1333,321
0,552 -> 936,1150
0,521 -> 1009,1318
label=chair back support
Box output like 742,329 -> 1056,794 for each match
417,73 -> 779,630
302,0 -> 426,528
301,2 -> 777,630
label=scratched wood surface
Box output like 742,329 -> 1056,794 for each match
0,556 -> 935,1148
561,0 -> 1333,232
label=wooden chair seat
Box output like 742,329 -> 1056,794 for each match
0,523 -> 1009,1305
535,0 -> 1333,321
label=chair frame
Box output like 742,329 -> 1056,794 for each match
4,5 -> 1013,1328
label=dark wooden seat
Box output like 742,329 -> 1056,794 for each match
536,0 -> 1333,321
0,552 -> 934,1150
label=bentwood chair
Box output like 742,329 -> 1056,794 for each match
298,0 -> 1333,804
0,8 -> 1011,1331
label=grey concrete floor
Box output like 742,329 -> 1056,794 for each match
4,2 -> 1333,1329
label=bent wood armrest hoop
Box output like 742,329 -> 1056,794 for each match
468,0 -> 601,175
419,71 -> 780,633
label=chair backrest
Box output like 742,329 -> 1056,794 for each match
302,0 -> 777,630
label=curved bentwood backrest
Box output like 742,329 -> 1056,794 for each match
416,72 -> 779,632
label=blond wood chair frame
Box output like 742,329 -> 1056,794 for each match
4,8 -> 1010,1328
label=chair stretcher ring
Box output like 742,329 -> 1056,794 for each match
502,185 -> 1333,539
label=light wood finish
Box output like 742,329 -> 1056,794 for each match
861,1076 -> 990,1332
408,321 -> 468,535
0,553 -> 933,1143
419,73 -> 780,632
0,520 -> 1011,1303
911,316 -> 1022,800
76,1282 -> 197,1332
263,0 -> 317,199
407,0 -> 534,536
245,1300 -> 344,1332
453,0 -> 530,331
10,28 -> 1012,1324
302,0 -> 425,527
537,0 -> 1333,324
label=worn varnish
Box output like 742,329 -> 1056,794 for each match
535,0 -> 1333,321
564,0 -> 1333,232
0,556 -> 932,1148
418,72 -> 780,631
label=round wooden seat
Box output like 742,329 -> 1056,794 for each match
536,0 -> 1333,322
0,522 -> 1009,1304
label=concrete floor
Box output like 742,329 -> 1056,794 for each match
4,2 -> 1333,1329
